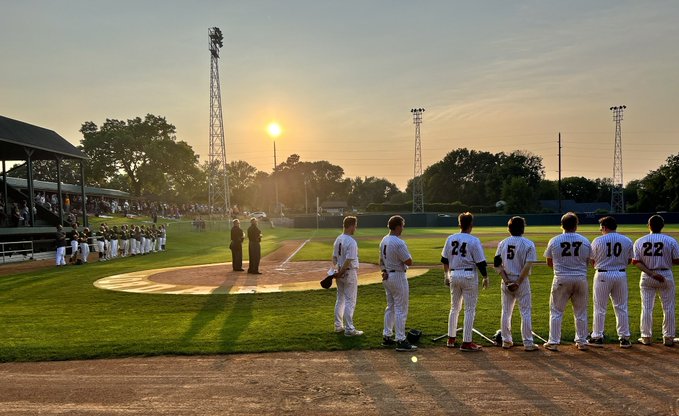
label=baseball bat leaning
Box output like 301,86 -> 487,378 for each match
531,331 -> 547,343
472,328 -> 496,345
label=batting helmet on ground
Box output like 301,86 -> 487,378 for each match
406,329 -> 422,344
493,329 -> 502,347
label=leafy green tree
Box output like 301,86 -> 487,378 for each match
80,114 -> 199,197
633,153 -> 679,212
348,176 -> 400,208
501,177 -> 536,214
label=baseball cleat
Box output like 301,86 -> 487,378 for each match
334,327 -> 345,333
502,341 -> 513,349
460,342 -> 482,352
576,342 -> 589,351
395,340 -> 418,352
382,336 -> 396,347
588,337 -> 604,348
638,337 -> 652,345
619,338 -> 632,349
663,337 -> 674,347
344,329 -> 364,337
524,343 -> 538,351
543,342 -> 559,351
446,337 -> 457,348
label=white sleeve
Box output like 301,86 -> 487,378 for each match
526,242 -> 538,262
346,240 -> 358,260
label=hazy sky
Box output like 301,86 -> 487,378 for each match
2,0 -> 678,190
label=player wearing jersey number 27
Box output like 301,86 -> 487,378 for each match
543,212 -> 592,352
632,214 -> 679,347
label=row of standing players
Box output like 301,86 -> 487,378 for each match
55,223 -> 168,266
330,212 -> 679,353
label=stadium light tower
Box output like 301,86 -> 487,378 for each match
610,105 -> 626,213
411,108 -> 425,213
208,27 -> 231,218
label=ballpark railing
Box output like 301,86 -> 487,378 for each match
0,240 -> 34,264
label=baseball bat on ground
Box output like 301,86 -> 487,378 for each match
531,331 -> 547,343
472,328 -> 496,345
432,328 -> 462,342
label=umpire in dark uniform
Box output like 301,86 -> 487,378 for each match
230,219 -> 245,271
247,217 -> 262,274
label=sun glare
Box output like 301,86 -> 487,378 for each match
267,122 -> 282,138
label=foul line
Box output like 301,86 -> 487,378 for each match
280,239 -> 310,266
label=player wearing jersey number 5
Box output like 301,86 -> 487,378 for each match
632,214 -> 679,347
589,216 -> 634,348
494,216 -> 538,351
332,216 -> 363,337
543,212 -> 592,351
379,215 -> 416,352
441,212 -> 489,352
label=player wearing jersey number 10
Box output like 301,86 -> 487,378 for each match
543,212 -> 592,351
589,216 -> 634,348
632,214 -> 679,347
441,212 -> 489,352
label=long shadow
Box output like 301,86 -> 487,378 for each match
458,351 -> 569,415
345,350 -> 407,416
179,293 -> 229,346
526,351 -> 656,414
218,274 -> 257,350
395,351 -> 478,415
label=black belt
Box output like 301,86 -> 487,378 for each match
453,268 -> 474,272
652,268 -> 669,271
388,270 -> 405,273
597,269 -> 626,273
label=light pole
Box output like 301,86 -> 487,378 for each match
267,122 -> 282,216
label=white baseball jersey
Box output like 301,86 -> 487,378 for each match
495,236 -> 537,276
333,234 -> 359,269
441,233 -> 486,272
591,232 -> 633,271
633,233 -> 679,271
380,235 -> 411,271
544,232 -> 591,277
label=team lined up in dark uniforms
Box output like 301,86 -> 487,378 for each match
56,222 -> 168,265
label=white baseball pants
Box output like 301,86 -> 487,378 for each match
501,277 -> 534,345
334,270 -> 358,331
548,276 -> 588,344
111,240 -> 119,258
70,240 -> 79,259
592,271 -> 630,339
383,271 -> 409,342
80,242 -> 89,263
639,272 -> 675,338
56,247 -> 66,266
448,272 -> 478,343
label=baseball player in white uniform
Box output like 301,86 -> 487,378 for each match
632,214 -> 679,346
543,212 -> 592,351
494,216 -> 538,351
332,216 -> 363,337
441,212 -> 489,352
379,215 -> 417,352
589,216 -> 633,348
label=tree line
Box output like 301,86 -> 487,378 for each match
12,114 -> 679,214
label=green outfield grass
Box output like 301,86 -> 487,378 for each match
0,222 -> 677,362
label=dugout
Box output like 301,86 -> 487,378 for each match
0,115 -> 89,257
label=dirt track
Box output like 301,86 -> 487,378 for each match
2,346 -> 679,415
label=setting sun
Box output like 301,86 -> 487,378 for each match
267,122 -> 282,138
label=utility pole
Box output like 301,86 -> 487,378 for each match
208,27 -> 230,218
610,105 -> 626,213
558,132 -> 562,213
411,108 -> 425,213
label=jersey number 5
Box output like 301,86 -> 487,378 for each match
507,245 -> 516,260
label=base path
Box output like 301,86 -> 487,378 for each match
2,347 -> 678,415
94,240 -> 428,295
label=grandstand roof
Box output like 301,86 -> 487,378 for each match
0,115 -> 87,160
4,177 -> 130,199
